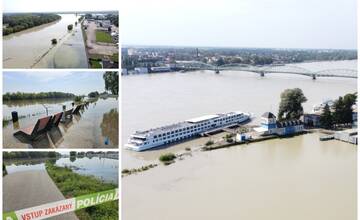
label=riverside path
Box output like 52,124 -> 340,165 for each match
3,170 -> 78,220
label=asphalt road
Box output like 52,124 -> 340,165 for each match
3,170 -> 78,220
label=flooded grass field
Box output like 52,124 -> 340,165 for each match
4,155 -> 119,184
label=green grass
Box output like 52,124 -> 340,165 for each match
96,31 -> 113,43
89,59 -> 102,68
45,162 -> 118,220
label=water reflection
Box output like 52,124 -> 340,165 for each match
101,108 -> 119,146
4,98 -> 119,148
4,156 -> 118,184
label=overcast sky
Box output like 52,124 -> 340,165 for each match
121,0 -> 357,49
3,72 -> 105,95
3,0 -> 118,12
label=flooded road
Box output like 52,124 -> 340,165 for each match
3,97 -> 119,148
3,14 -> 88,68
123,133 -> 356,220
122,60 -> 357,168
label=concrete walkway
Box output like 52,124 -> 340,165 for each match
3,170 -> 78,220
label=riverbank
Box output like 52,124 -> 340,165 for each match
46,162 -> 118,219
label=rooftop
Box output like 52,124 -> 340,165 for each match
262,112 -> 276,119
186,114 -> 219,123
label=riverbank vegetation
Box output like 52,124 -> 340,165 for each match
3,13 -> 61,35
103,72 -> 119,95
159,153 -> 176,163
46,162 -> 118,220
3,92 -> 75,101
122,164 -> 158,177
320,93 -> 357,129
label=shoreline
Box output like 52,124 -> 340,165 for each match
45,162 -> 118,219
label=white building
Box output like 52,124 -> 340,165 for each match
255,112 -> 304,136
134,67 -> 148,74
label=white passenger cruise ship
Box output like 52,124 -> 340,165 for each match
126,111 -> 250,151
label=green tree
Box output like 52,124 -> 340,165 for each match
319,104 -> 333,129
332,97 -> 346,126
48,152 -> 57,158
278,88 -> 307,121
70,151 -> 76,157
103,71 -> 119,95
343,93 -> 357,124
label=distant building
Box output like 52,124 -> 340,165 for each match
99,20 -> 111,28
312,99 -> 334,113
352,105 -> 357,128
150,66 -> 171,73
255,112 -> 304,136
302,113 -> 321,127
134,67 -> 149,74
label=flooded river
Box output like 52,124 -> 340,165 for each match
3,14 -> 88,68
4,156 -> 119,184
122,60 -> 357,168
3,97 -> 119,148
122,60 -> 357,219
123,133 -> 356,220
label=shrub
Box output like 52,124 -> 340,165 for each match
159,153 -> 176,162
51,38 -> 57,44
205,140 -> 214,146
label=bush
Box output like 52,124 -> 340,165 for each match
159,153 -> 176,162
51,38 -> 57,44
122,169 -> 130,174
205,140 -> 214,146
74,96 -> 83,102
67,24 -> 73,31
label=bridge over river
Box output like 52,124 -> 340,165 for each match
175,61 -> 357,79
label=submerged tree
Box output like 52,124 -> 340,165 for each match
103,71 -> 119,95
67,24 -> 73,31
278,88 -> 307,121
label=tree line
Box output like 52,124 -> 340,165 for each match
3,92 -> 75,101
3,152 -> 60,159
277,88 -> 357,129
3,13 -> 61,35
320,93 -> 357,129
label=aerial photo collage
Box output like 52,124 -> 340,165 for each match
0,0 -> 359,219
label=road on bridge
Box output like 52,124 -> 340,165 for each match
3,170 -> 79,220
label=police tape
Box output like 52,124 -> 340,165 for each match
3,188 -> 119,220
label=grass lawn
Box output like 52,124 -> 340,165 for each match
46,162 -> 118,220
96,31 -> 113,43
90,59 -> 102,68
